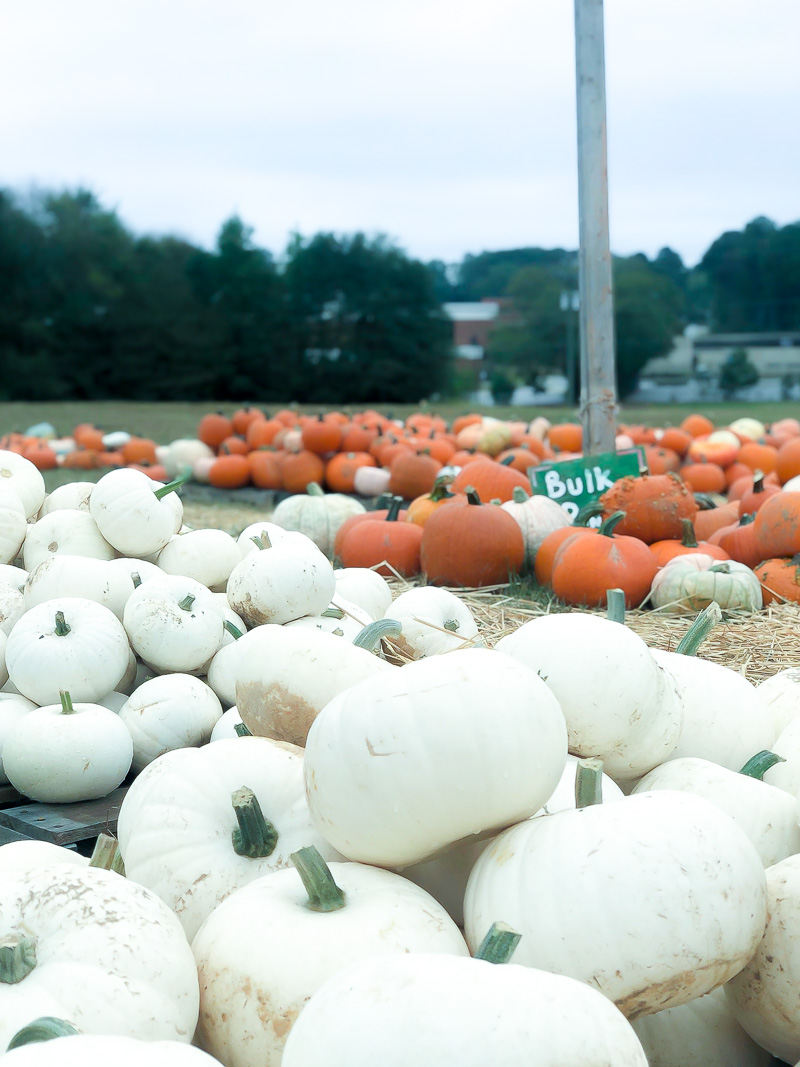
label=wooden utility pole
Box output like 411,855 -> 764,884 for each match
574,0 -> 617,453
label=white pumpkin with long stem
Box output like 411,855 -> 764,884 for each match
0,864 -> 199,1048
304,647 -> 568,868
279,932 -> 649,1067
89,467 -> 185,557
0,450 -> 45,520
235,624 -> 393,745
2,690 -> 133,802
156,527 -> 242,590
494,611 -> 682,782
22,509 -> 115,570
123,574 -> 225,674
0,488 -> 27,565
500,487 -> 571,570
5,597 -> 131,705
725,853 -> 800,1063
271,482 -> 366,558
119,673 -> 223,772
117,736 -> 342,940
382,586 -> 479,657
464,776 -> 767,1019
633,751 -> 800,867
23,554 -> 134,620
227,531 -> 336,627
193,847 -> 470,1067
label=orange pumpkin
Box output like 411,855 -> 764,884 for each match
231,405 -> 265,436
717,513 -> 767,569
679,462 -> 727,494
753,492 -> 800,559
281,450 -> 326,494
754,556 -> 800,606
599,473 -> 698,544
533,502 -> 604,587
336,498 -> 423,577
247,449 -> 284,490
737,471 -> 782,516
245,418 -> 284,450
548,423 -> 583,454
737,441 -> 778,475
648,519 -> 730,566
197,412 -> 234,451
680,413 -> 715,437
324,451 -> 377,494
301,414 -> 343,455
388,451 -> 442,500
643,446 -> 682,475
405,478 -> 466,527
420,489 -> 525,588
208,454 -> 251,489
551,511 -> 658,609
774,438 -> 800,484
451,458 -> 530,504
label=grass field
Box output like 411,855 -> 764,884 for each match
2,399 -> 800,443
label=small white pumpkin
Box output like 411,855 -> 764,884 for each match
333,567 -> 393,621
271,482 -> 366,558
157,528 -> 242,590
22,509 -> 115,570
89,467 -> 184,557
755,666 -> 800,737
0,692 -> 36,786
382,586 -> 479,657
227,534 -> 335,627
0,488 -> 27,566
119,673 -> 223,772
23,554 -> 134,620
649,554 -> 762,613
3,1034 -> 220,1067
39,480 -> 94,515
123,575 -> 225,674
0,450 -> 46,520
500,487 -> 570,570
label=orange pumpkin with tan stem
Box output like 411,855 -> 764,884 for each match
599,472 -> 698,544
551,511 -> 657,609
420,489 -> 525,588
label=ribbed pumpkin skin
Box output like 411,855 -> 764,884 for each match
420,499 -> 525,587
600,473 -> 697,543
551,530 -> 657,608
338,515 -> 423,577
451,460 -> 530,504
755,556 -> 800,605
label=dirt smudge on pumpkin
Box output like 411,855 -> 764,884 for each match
238,680 -> 317,746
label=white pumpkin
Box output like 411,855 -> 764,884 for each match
156,527 -> 242,590
280,951 -> 649,1067
0,691 -> 36,786
0,572 -> 26,636
0,488 -> 27,565
3,1034 -> 220,1067
5,597 -> 131,705
0,864 -> 199,1048
89,467 -> 184,557
210,705 -> 242,741
0,839 -> 88,872
333,566 -> 393,620
22,509 -> 115,570
193,855 -> 470,1067
39,480 -> 94,515
123,575 -> 225,674
304,647 -> 568,867
464,790 -> 768,1019
756,666 -> 800,737
236,519 -> 291,555
272,482 -> 366,558
382,586 -> 479,657
495,613 -> 682,782
500,488 -> 570,570
352,464 -> 391,497
23,554 -> 134,620
2,691 -> 133,802
0,450 -> 45,520
119,673 -> 223,772
226,534 -> 336,627
763,717 -> 800,796
162,438 -> 215,479
649,554 -> 763,613
117,736 -> 343,940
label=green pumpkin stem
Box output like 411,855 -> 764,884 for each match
178,594 -> 196,612
385,497 -> 403,522
575,757 -> 604,808
231,788 -> 279,858
740,750 -> 786,779
250,531 -> 272,550
153,467 -> 192,500
511,486 -> 529,504
428,479 -> 456,503
321,607 -> 345,619
307,483 -> 325,497
474,921 -> 522,964
234,722 -> 252,737
353,619 -> 402,652
59,691 -> 75,715
751,470 -> 765,493
500,455 -> 516,467
464,486 -> 482,506
605,589 -> 626,624
89,832 -> 125,874
573,499 -> 605,526
6,1017 -> 82,1049
0,935 -> 37,984
131,571 -> 142,589
290,845 -> 346,912
680,519 -> 699,548
223,620 -> 244,639
675,601 -> 723,656
54,611 -> 70,637
598,511 -> 626,538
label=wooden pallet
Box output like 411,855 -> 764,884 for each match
0,785 -> 128,847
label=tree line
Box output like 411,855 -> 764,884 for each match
1,186 -> 798,402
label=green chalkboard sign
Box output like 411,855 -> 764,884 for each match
528,448 -> 645,521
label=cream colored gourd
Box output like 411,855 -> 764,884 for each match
495,613 -> 682,782
236,520 -> 291,555
501,488 -> 570,570
763,717 -> 800,796
210,706 -> 243,741
22,509 -> 115,570
23,555 -> 134,620
5,597 -> 131,705
123,575 -> 225,674
193,852 -> 470,1067
39,480 -> 94,515
235,625 -> 393,746
0,450 -> 46,520
0,571 -> 26,636
382,586 -> 479,657
227,532 -> 336,627
3,1034 -> 221,1067
649,554 -> 762,613
0,839 -> 88,872
756,666 -> 800,737
272,482 -> 366,558
725,853 -> 800,1063
89,468 -> 184,557
156,528 -> 242,590
304,647 -> 568,867
0,488 -> 27,565
352,464 -> 391,497
2,691 -> 133,802
333,567 -> 393,620
117,736 -> 343,940
464,789 -> 767,1019
280,950 -> 649,1067
162,437 -> 215,479
0,864 -> 199,1048
119,673 -> 223,772
0,692 -> 36,786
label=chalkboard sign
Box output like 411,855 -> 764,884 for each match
528,448 -> 645,520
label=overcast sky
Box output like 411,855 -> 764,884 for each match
1,1 -> 797,269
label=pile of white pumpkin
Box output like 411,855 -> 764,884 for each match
2,447 -> 800,1066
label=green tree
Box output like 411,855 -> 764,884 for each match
613,256 -> 684,397
719,346 -> 760,399
282,232 -> 452,403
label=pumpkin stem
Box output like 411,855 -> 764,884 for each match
709,563 -> 731,575
385,497 -> 403,522
131,571 -> 142,589
464,486 -> 482,506
59,690 -> 75,715
474,921 -> 522,964
6,1017 -> 82,1049
428,479 -> 456,504
598,511 -> 626,538
573,500 -> 605,526
605,589 -> 626,624
234,722 -> 252,737
223,619 -> 244,639
250,531 -> 272,550
500,455 -> 516,467
675,601 -> 723,656
680,518 -> 699,548
574,757 -> 604,808
353,618 -> 402,652
740,750 -> 786,779
321,607 -> 345,619
54,611 -> 70,637
511,486 -> 528,503
153,467 -> 191,500
307,483 -> 325,497
290,845 -> 346,912
751,470 -> 765,494
0,934 -> 37,984
178,594 -> 196,612
231,787 -> 279,858
89,832 -> 125,874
